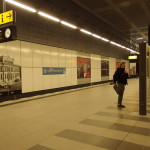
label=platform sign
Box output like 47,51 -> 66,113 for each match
0,10 -> 14,25
43,67 -> 66,75
128,55 -> 137,60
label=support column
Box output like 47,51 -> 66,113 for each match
139,42 -> 146,115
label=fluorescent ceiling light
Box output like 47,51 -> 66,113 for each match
5,0 -> 36,12
80,29 -> 92,35
134,51 -> 140,54
136,37 -> 143,40
92,34 -> 109,42
60,21 -> 77,29
38,12 -> 60,22
126,48 -> 140,54
101,37 -> 109,42
110,41 -> 125,49
92,34 -> 101,39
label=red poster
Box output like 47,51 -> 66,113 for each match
77,57 -> 91,78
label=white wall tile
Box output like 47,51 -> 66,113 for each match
91,54 -> 96,69
66,68 -> 72,86
51,47 -> 59,67
0,42 -> 7,56
97,69 -> 101,81
91,69 -> 100,82
33,68 -> 43,91
97,56 -> 101,69
71,68 -> 77,85
42,45 -> 51,67
91,54 -> 100,69
32,43 -> 43,67
51,75 -> 59,88
91,69 -> 96,82
43,75 -> 52,90
59,48 -> 66,67
21,41 -> 32,67
109,57 -> 116,80
22,68 -> 33,93
59,74 -> 66,87
7,40 -> 21,66
71,51 -> 77,67
66,49 -> 72,67
91,55 -> 101,82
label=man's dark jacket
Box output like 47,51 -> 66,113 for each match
113,68 -> 128,85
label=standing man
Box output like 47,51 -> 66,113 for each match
113,62 -> 128,108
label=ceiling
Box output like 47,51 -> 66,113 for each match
72,0 -> 150,44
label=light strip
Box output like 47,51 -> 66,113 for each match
126,48 -> 140,54
60,21 -> 77,29
92,34 -> 101,39
92,34 -> 109,42
101,37 -> 109,42
38,12 -> 60,22
5,0 -> 36,12
110,41 -> 139,54
110,41 -> 126,49
80,29 -> 92,35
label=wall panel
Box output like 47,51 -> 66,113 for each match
22,68 -> 33,93
33,68 -> 43,91
21,41 -> 32,67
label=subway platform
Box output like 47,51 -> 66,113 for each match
0,78 -> 150,150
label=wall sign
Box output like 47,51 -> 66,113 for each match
43,67 -> 66,75
0,10 -> 14,25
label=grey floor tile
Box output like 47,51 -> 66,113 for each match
96,111 -> 139,120
80,119 -> 132,132
139,117 -> 150,122
117,141 -> 144,150
96,111 -> 150,122
56,129 -> 122,150
131,126 -> 150,136
144,146 -> 150,150
81,118 -> 150,136
28,144 -> 54,150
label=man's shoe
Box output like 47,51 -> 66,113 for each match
117,104 -> 125,108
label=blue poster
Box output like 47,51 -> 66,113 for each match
43,67 -> 66,75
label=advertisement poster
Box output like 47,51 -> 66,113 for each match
129,63 -> 136,76
0,56 -> 22,97
101,59 -> 109,76
77,57 -> 91,78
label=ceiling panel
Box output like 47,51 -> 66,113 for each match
72,0 -> 150,43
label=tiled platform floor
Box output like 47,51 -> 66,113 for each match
0,78 -> 150,150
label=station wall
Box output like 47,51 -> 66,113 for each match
0,40 -> 129,95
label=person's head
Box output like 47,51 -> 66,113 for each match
120,62 -> 125,68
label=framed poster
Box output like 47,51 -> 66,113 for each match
0,56 -> 21,96
77,57 -> 91,79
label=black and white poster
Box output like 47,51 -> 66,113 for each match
0,55 -> 22,96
